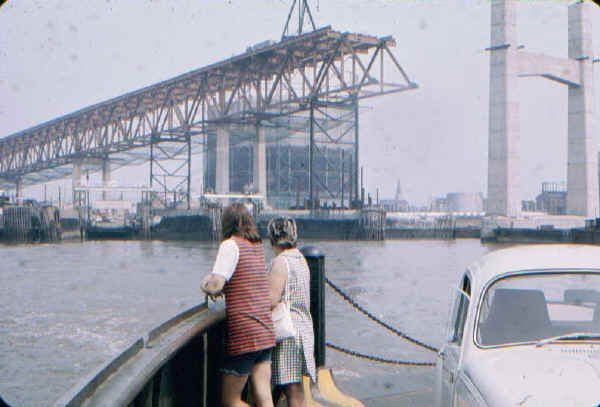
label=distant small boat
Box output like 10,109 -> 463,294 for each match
86,223 -> 137,239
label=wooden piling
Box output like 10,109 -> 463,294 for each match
207,204 -> 222,241
357,208 -> 386,240
1,204 -> 62,243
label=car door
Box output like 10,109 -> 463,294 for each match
437,274 -> 471,407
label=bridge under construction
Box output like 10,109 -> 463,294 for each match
0,1 -> 417,209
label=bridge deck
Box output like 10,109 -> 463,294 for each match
0,26 -> 415,190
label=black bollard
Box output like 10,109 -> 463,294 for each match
300,245 -> 326,368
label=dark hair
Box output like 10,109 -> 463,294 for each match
221,203 -> 261,243
267,217 -> 298,249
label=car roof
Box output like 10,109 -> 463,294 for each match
468,244 -> 600,287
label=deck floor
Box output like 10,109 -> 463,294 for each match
332,367 -> 434,407
361,390 -> 433,407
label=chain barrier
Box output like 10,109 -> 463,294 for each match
326,342 -> 436,367
325,277 -> 439,353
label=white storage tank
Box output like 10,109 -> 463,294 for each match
446,192 -> 484,213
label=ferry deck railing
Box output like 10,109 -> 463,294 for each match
53,304 -> 227,407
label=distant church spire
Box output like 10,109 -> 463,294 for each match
395,180 -> 403,201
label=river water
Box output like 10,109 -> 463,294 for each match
0,238 -> 496,406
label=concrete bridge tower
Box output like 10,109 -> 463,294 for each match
567,2 -> 598,217
487,0 -> 521,217
487,0 -> 598,218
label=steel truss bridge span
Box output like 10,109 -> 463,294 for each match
0,26 -> 417,204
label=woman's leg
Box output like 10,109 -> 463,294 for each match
282,382 -> 305,407
249,361 -> 275,407
221,373 -> 251,407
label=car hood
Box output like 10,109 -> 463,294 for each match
465,345 -> 600,407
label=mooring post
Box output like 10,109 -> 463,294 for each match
300,245 -> 326,367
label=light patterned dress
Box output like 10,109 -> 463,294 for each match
271,248 -> 317,385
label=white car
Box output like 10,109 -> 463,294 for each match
435,245 -> 600,407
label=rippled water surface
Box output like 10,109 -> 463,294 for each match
0,238 -> 494,406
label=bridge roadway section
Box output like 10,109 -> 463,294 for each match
0,26 -> 417,206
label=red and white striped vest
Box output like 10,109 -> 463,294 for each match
223,237 -> 275,355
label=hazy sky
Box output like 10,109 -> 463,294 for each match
1,0 -> 600,205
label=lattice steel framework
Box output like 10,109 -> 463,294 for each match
204,100 -> 358,209
0,26 -> 417,206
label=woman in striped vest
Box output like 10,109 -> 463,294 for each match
201,203 -> 275,407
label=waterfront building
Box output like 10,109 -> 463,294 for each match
521,200 -> 536,212
380,198 -> 409,212
535,182 -> 567,215
430,192 -> 484,213
430,197 -> 449,212
446,192 -> 484,213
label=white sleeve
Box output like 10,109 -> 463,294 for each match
211,239 -> 239,281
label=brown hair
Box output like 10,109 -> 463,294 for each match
267,216 -> 298,249
221,202 -> 261,243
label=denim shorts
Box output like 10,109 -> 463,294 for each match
221,347 -> 273,377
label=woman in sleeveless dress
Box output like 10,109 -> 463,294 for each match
267,217 -> 317,407
201,203 -> 275,407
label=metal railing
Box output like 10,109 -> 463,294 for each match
54,304 -> 226,407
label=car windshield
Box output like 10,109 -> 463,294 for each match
476,272 -> 600,346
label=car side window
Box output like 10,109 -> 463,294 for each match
449,274 -> 471,345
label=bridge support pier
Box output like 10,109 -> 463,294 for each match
487,0 -> 521,218
567,2 -> 598,217
72,160 -> 82,193
215,126 -> 230,194
102,159 -> 111,201
15,178 -> 23,203
254,125 -> 267,200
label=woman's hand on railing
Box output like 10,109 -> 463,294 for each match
206,293 -> 226,312
201,273 -> 226,296
207,293 -> 224,302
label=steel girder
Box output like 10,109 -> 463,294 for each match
0,26 -> 417,190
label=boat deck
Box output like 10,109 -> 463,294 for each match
354,376 -> 433,407
362,390 -> 432,407
305,367 -> 434,407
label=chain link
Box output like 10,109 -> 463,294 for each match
326,342 -> 436,367
325,277 -> 439,353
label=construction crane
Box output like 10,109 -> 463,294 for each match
282,0 -> 318,39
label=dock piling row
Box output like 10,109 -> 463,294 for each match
2,205 -> 61,242
356,208 -> 386,240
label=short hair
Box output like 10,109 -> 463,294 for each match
267,217 -> 298,249
221,203 -> 261,243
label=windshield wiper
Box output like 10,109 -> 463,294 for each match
536,332 -> 600,347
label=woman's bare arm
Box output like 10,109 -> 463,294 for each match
201,239 -> 237,297
269,256 -> 287,309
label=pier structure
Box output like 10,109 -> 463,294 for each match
0,1 -> 417,210
488,0 -> 599,217
14,178 -> 22,203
